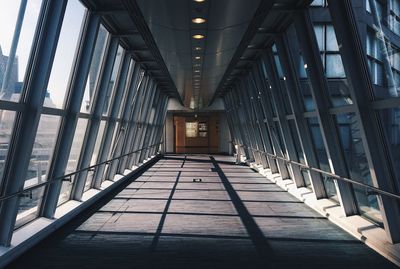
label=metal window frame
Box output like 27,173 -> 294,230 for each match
71,35 -> 119,201
40,10 -> 101,218
328,0 -> 400,243
0,0 -> 68,246
92,50 -> 131,189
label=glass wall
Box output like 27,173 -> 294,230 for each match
15,0 -> 87,226
0,0 -> 168,245
220,0 -> 400,241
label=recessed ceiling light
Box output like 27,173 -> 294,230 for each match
195,56 -> 201,60
193,34 -> 205,39
192,17 -> 206,24
194,47 -> 202,51
194,70 -> 200,73
194,0 -> 205,2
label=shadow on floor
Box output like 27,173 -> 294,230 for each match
7,155 -> 398,269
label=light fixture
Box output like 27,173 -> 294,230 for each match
304,63 -> 308,69
194,70 -> 200,73
193,34 -> 205,39
194,47 -> 202,51
192,17 -> 206,24
195,56 -> 201,60
194,0 -> 205,2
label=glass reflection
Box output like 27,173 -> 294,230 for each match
0,110 -> 16,184
81,25 -> 108,113
335,113 -> 382,223
0,0 -> 42,102
311,19 -> 353,106
307,117 -> 338,201
46,1 -> 85,109
58,118 -> 88,205
378,108 -> 400,196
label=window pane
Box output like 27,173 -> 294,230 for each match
103,46 -> 123,116
81,25 -> 108,113
273,121 -> 287,157
0,0 -> 43,102
24,115 -> 60,188
110,122 -> 121,157
326,25 -> 339,51
19,114 -> 60,226
311,18 -> 353,106
46,1 -> 85,109
271,50 -> 293,114
313,25 -> 324,51
311,0 -> 324,6
290,25 -> 316,112
326,54 -> 346,78
307,117 -> 338,201
288,120 -> 311,187
118,60 -> 135,119
92,120 -> 107,165
15,186 -> 45,229
85,120 -> 106,191
58,118 -> 88,205
335,113 -> 382,223
378,108 -> 400,196
0,110 -> 16,183
363,10 -> 400,99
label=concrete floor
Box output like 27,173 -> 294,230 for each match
7,155 -> 398,269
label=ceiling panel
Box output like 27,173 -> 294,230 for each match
136,0 -> 261,109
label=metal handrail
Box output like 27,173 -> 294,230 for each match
0,142 -> 163,203
235,143 -> 400,201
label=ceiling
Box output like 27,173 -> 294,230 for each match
135,0 -> 261,109
81,0 -> 310,109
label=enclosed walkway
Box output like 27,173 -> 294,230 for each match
7,155 -> 397,269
